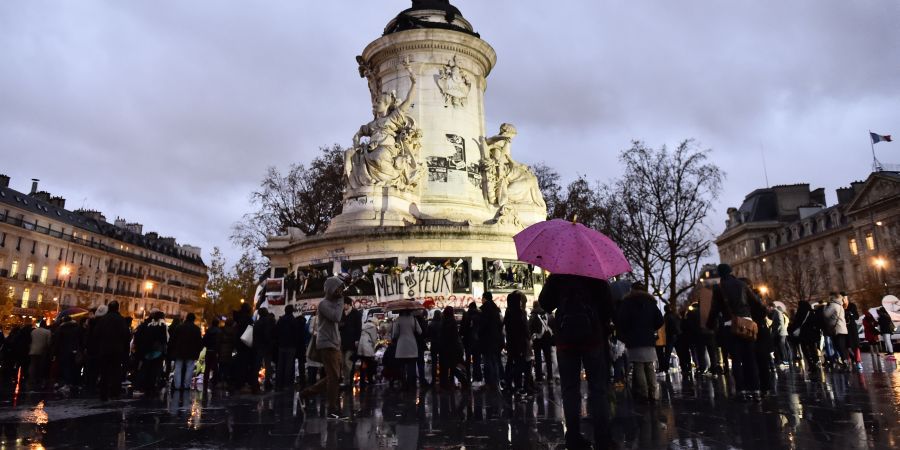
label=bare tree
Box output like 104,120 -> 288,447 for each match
618,140 -> 724,303
531,162 -> 562,218
769,249 -> 824,310
231,145 -> 345,252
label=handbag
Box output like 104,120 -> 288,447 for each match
240,324 -> 254,347
723,284 -> 758,342
307,335 -> 322,363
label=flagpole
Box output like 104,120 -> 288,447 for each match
869,130 -> 882,172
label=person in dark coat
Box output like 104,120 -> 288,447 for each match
427,310 -> 443,385
171,313 -> 203,391
528,301 -> 554,383
845,300 -> 862,370
788,301 -> 821,367
275,305 -> 301,390
202,317 -> 223,391
339,298 -> 362,387
294,313 -> 308,386
439,306 -> 468,389
232,303 -> 254,391
479,293 -> 504,390
92,301 -> 130,401
707,265 -> 766,400
539,273 -> 614,449
615,282 -> 664,402
460,302 -> 483,382
137,311 -> 168,394
503,291 -> 530,396
253,308 -> 276,391
54,316 -> 84,389
877,306 -> 896,356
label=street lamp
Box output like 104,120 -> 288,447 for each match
57,265 -> 72,317
873,257 -> 888,295
143,281 -> 154,320
759,285 -> 769,297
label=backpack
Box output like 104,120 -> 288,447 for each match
555,294 -> 600,344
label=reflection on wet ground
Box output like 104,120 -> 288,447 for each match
2,360 -> 900,449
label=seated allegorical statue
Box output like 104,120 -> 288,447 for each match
344,59 -> 423,193
483,123 -> 546,209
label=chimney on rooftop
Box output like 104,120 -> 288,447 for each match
0,174 -> 9,188
49,196 -> 66,209
30,179 -> 39,194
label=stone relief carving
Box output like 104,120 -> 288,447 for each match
344,58 -> 424,193
480,123 -> 546,210
435,56 -> 471,108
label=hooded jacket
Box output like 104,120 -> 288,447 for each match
315,277 -> 345,350
615,291 -> 664,349
822,296 -> 848,336
357,320 -> 378,357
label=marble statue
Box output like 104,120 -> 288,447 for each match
345,59 -> 424,192
436,56 -> 471,108
482,123 -> 546,209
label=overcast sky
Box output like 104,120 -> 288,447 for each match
2,0 -> 899,266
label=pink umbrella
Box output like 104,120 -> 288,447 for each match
513,219 -> 631,280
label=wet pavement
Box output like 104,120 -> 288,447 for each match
2,359 -> 900,449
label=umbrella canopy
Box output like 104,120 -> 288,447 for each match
56,307 -> 89,321
384,300 -> 425,312
513,219 -> 632,280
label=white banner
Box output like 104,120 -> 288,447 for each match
374,269 -> 454,303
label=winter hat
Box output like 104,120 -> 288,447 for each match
95,305 -> 108,317
717,264 -> 733,277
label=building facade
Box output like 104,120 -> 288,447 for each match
0,175 -> 208,327
716,171 -> 900,309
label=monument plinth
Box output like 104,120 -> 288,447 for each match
264,1 -> 547,312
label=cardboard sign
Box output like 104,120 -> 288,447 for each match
374,269 -> 453,303
265,278 -> 285,306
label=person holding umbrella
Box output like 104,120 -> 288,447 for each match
518,218 -> 630,450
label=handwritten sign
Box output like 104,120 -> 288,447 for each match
374,269 -> 453,303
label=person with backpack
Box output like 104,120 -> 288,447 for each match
788,300 -> 822,368
528,301 -> 554,384
539,273 -> 614,450
503,292 -> 531,398
877,306 -> 896,359
615,282 -> 664,402
171,313 -> 203,391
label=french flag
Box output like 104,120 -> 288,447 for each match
871,132 -> 893,144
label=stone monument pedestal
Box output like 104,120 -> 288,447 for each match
328,187 -> 419,232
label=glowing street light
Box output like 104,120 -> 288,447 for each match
144,281 -> 154,291
759,285 -> 769,296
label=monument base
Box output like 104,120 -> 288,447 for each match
327,186 -> 419,232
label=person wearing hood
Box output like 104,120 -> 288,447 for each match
356,315 -> 379,388
528,301 -> 554,383
300,276 -> 347,420
823,292 -> 849,371
93,301 -> 130,401
28,319 -> 52,391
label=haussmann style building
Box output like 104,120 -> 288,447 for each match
0,175 -> 208,328
716,170 -> 900,309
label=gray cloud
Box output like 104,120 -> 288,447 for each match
2,0 -> 898,264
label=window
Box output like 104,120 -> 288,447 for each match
21,288 -> 30,307
10,260 -> 19,277
15,237 -> 21,251
849,238 -> 859,256
39,266 -> 48,283
760,241 -> 767,252
865,232 -> 875,251
833,243 -> 841,259
0,232 -> 5,247
37,292 -> 43,304
25,263 -> 34,280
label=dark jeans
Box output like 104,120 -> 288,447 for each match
483,351 -> 502,388
506,355 -> 528,391
59,352 -> 80,387
141,357 -> 164,393
533,339 -> 553,381
98,354 -> 124,400
204,351 -> 219,390
358,356 -> 376,385
254,348 -> 274,389
726,331 -> 759,393
832,334 -> 848,364
558,345 -> 610,444
416,348 -> 427,384
400,358 -> 418,388
465,346 -> 483,382
276,348 -> 296,389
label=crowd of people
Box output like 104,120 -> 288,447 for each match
0,264 -> 897,449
